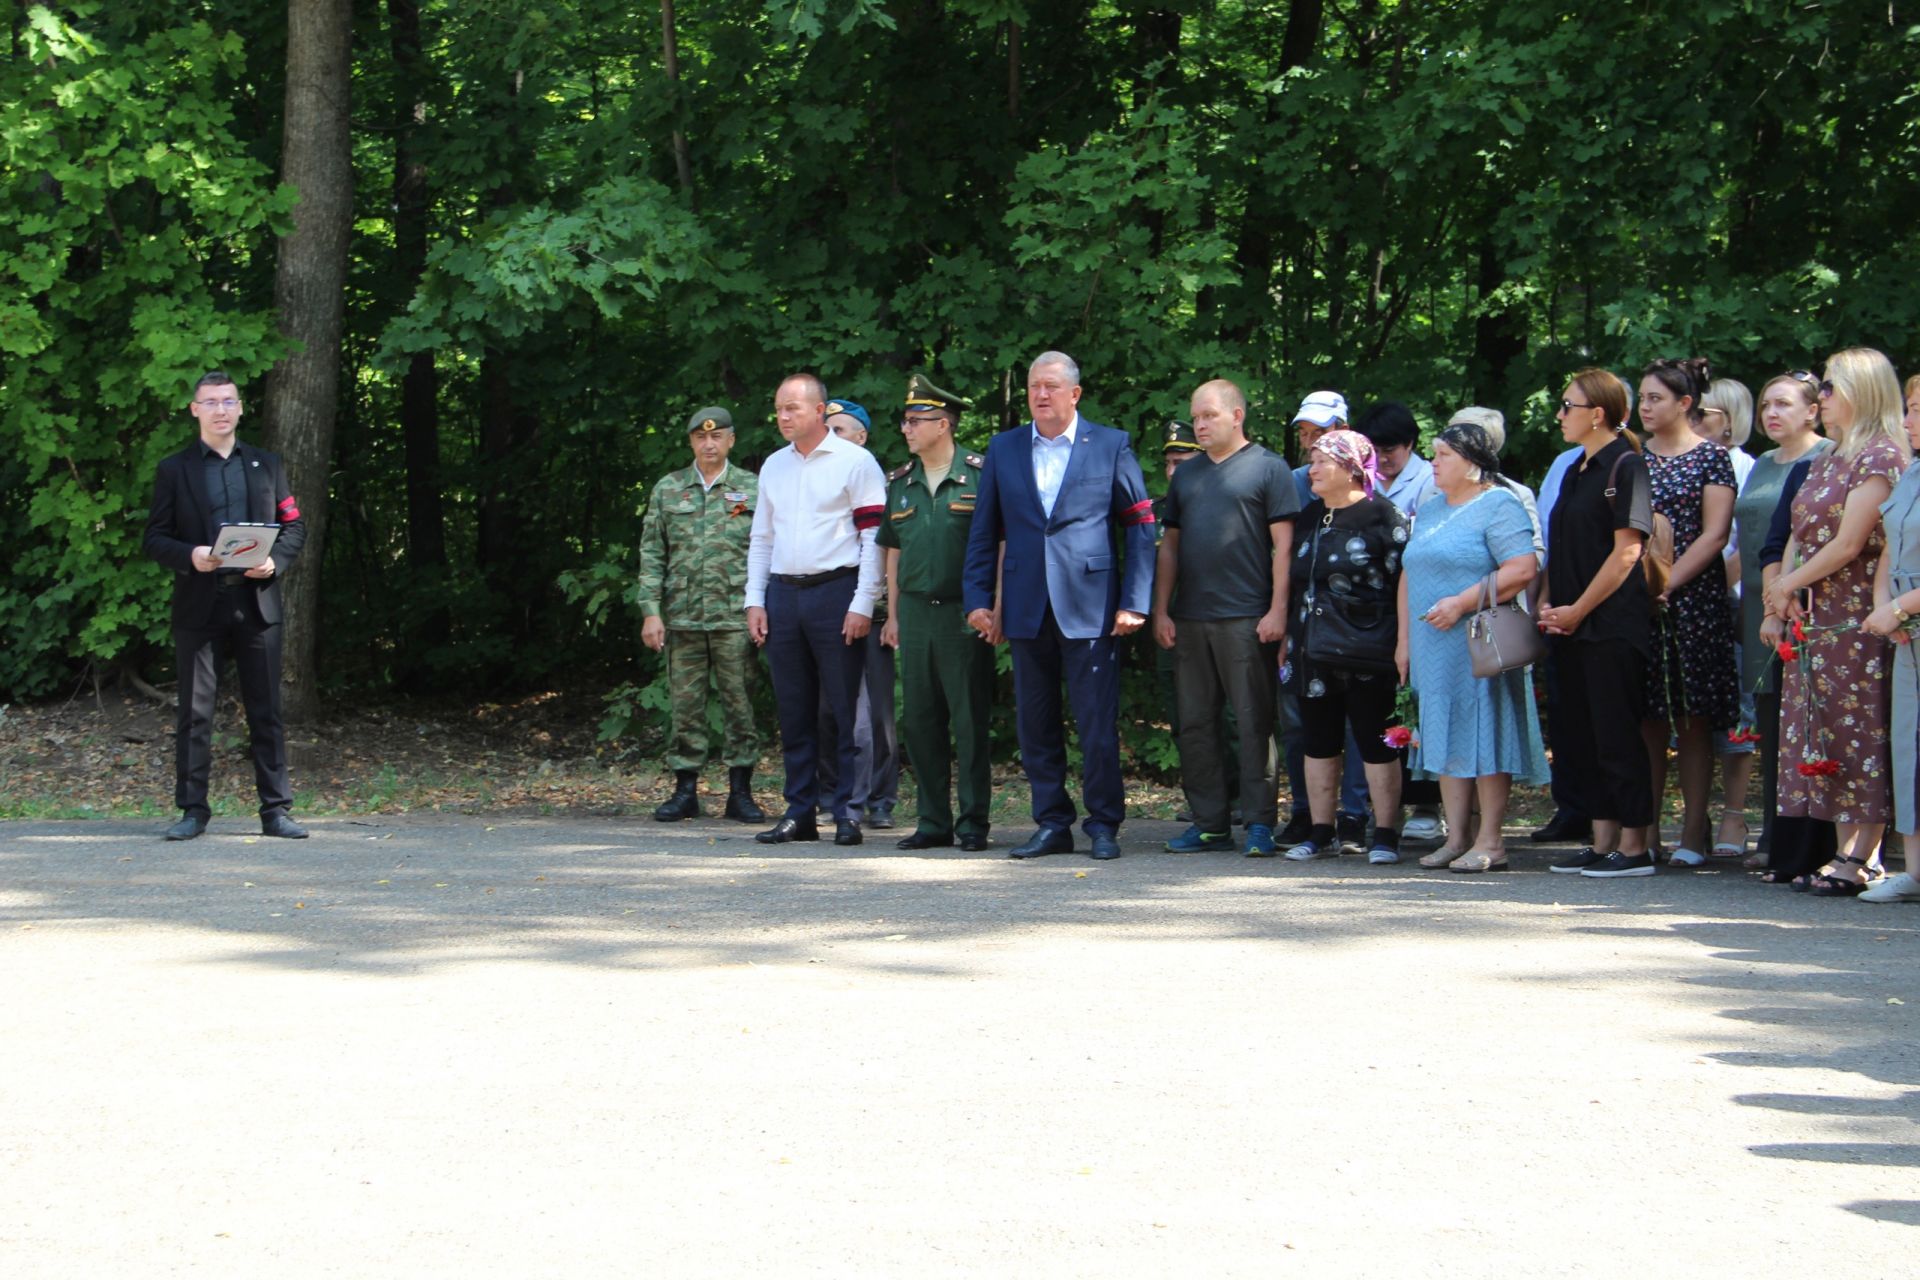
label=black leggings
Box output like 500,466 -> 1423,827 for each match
1298,670 -> 1400,764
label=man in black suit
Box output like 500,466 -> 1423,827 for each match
142,371 -> 309,840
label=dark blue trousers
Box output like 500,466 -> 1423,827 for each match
765,575 -> 866,821
1011,606 -> 1124,836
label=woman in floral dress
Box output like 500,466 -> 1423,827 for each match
1639,358 -> 1738,863
1763,348 -> 1911,895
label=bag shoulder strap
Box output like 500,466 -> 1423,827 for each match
1603,450 -> 1629,506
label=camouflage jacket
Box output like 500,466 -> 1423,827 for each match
636,461 -> 757,630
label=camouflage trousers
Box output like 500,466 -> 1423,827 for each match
665,629 -> 759,771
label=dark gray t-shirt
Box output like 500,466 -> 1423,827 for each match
1161,442 -> 1301,619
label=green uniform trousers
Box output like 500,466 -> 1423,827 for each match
897,595 -> 995,839
665,628 -> 758,771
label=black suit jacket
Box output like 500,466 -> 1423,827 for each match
143,439 -> 308,628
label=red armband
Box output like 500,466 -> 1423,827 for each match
277,494 -> 301,522
1120,499 -> 1155,527
852,504 -> 883,531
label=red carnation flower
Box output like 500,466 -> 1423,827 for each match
1791,619 -> 1808,643
1381,726 -> 1414,749
1796,758 -> 1841,777
1777,642 -> 1797,661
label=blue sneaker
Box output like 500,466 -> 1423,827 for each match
1165,823 -> 1232,853
1243,823 -> 1277,857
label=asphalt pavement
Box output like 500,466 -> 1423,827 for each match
2,812 -> 1915,1277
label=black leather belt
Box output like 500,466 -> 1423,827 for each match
771,565 -> 857,587
213,574 -> 249,591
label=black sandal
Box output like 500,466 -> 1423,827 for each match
1809,854 -> 1872,898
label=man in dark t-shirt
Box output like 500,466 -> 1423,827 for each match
1151,379 -> 1301,854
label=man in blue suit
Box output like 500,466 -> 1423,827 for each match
963,351 -> 1156,859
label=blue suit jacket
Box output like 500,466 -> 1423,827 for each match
962,418 -> 1156,640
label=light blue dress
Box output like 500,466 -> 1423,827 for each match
1879,465 -> 1920,834
1404,486 -> 1550,782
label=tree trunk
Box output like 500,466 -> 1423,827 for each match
387,0 -> 449,681
1470,243 -> 1527,413
660,0 -> 696,202
1006,21 -> 1020,121
263,0 -> 354,725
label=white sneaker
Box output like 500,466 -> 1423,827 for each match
1668,847 -> 1707,867
1367,846 -> 1400,865
1860,872 -> 1920,903
1403,812 -> 1446,841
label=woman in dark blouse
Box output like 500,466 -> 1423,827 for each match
1280,429 -> 1411,863
1538,368 -> 1658,877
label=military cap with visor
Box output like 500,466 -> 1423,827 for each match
904,372 -> 971,415
1161,419 -> 1201,455
686,406 -> 734,434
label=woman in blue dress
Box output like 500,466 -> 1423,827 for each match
1396,420 -> 1549,872
1859,371 -> 1920,903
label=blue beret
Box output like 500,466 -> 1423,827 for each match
825,400 -> 871,432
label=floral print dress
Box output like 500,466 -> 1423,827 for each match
1644,440 -> 1738,727
1777,437 -> 1908,823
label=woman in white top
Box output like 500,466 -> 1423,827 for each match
1694,378 -> 1757,857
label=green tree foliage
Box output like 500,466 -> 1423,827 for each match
3,1 -> 1917,772
0,5 -> 290,696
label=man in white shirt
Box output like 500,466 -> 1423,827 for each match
745,373 -> 888,846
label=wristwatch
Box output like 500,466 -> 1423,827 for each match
1894,601 -> 1911,626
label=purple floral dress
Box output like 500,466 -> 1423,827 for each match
1644,440 -> 1738,727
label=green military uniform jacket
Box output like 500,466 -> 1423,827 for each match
637,460 -> 757,630
876,450 -> 986,598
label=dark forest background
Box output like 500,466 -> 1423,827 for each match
4,1 -> 1916,768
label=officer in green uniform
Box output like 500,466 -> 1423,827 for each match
637,406 -> 765,823
878,373 -> 996,851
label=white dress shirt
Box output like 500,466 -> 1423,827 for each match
1031,414 -> 1080,517
745,430 -> 887,615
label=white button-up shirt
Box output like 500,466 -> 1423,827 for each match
1032,413 -> 1080,517
745,429 -> 887,615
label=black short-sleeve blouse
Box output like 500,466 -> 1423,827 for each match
1545,435 -> 1653,652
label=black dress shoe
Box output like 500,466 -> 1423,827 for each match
834,819 -> 863,846
756,816 -> 819,844
261,813 -> 308,839
1530,812 -> 1592,843
1088,832 -> 1121,860
1008,828 -> 1074,859
164,814 -> 207,841
958,833 -> 991,852
896,831 -> 953,850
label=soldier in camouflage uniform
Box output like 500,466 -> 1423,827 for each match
879,373 -> 996,851
638,406 -> 764,822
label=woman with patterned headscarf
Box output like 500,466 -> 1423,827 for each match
1277,429 -> 1411,864
1398,421 -> 1549,873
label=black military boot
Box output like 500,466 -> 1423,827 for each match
653,770 -> 701,822
724,766 -> 765,822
